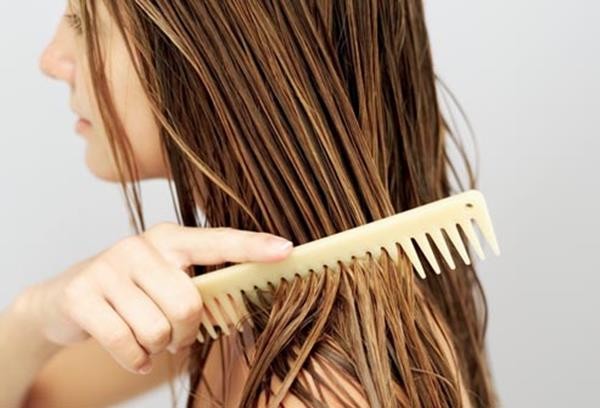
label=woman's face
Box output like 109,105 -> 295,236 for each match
39,1 -> 167,181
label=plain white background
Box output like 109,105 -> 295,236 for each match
1,1 -> 598,406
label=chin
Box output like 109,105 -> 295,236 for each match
83,147 -> 120,182
83,139 -> 168,182
85,154 -> 166,182
87,164 -> 121,182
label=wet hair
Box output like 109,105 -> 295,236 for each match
80,0 -> 498,406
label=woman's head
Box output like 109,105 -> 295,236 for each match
39,0 -> 166,182
40,0 -> 496,406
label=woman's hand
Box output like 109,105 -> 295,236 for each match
22,222 -> 293,375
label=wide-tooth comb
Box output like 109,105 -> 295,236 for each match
191,189 -> 500,342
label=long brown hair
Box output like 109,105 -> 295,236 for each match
80,0 -> 498,406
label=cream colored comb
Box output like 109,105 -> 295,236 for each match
192,189 -> 500,342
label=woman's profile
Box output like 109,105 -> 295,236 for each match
0,0 -> 498,407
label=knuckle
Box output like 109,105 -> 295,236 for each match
116,235 -> 146,255
84,258 -> 122,291
108,236 -> 150,266
88,258 -> 115,282
145,222 -> 177,240
185,293 -> 204,315
140,322 -> 171,349
170,301 -> 202,323
186,299 -> 203,320
141,222 -> 180,256
62,278 -> 87,307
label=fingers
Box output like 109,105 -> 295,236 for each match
105,236 -> 203,354
71,222 -> 294,374
54,222 -> 294,377
63,288 -> 151,375
131,266 -> 203,353
100,271 -> 172,355
143,223 -> 294,268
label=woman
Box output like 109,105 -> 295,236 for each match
1,0 -> 497,407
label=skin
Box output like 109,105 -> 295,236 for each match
0,1 -> 306,407
35,2 -> 332,407
36,1 -> 467,407
40,0 -> 166,181
34,3 -> 363,404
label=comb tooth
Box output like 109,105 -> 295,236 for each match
219,294 -> 241,331
201,310 -> 218,339
444,224 -> 471,265
237,290 -> 255,328
330,260 -> 345,274
429,228 -> 456,270
384,242 -> 400,265
414,233 -> 442,275
196,330 -> 205,343
232,292 -> 251,331
243,302 -> 255,328
243,286 -> 260,307
473,213 -> 501,256
233,289 -> 257,328
208,298 -> 231,336
399,237 -> 426,279
459,219 -> 485,261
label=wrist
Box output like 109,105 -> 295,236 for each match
10,285 -> 63,358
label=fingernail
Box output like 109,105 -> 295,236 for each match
269,237 -> 293,252
167,344 -> 178,354
138,361 -> 152,375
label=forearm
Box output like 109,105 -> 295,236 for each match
0,287 -> 63,407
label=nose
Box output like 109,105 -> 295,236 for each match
39,25 -> 75,84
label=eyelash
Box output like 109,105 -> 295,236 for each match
64,13 -> 83,34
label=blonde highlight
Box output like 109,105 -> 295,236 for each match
81,0 -> 498,406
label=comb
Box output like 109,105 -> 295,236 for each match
191,189 -> 500,342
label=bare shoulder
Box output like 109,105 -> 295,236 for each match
25,338 -> 188,407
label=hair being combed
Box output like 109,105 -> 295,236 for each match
80,0 -> 498,406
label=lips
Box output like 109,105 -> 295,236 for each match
75,117 -> 92,134
73,111 -> 91,122
70,103 -> 91,121
70,100 -> 93,134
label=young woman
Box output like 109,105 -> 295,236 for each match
0,1 -> 498,407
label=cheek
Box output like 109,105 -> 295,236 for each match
85,65 -> 165,179
123,103 -> 164,178
82,116 -> 164,181
109,44 -> 166,178
79,24 -> 167,180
